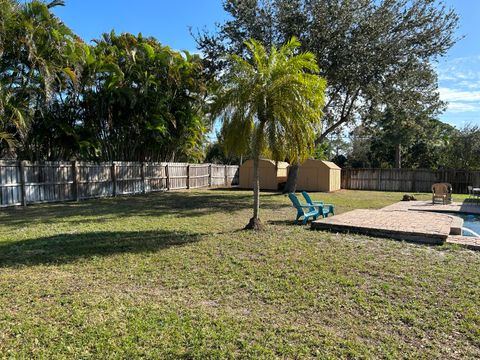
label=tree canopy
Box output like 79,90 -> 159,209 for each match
0,0 -> 209,162
196,0 -> 459,171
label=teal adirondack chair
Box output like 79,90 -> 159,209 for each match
301,191 -> 335,217
288,193 -> 321,224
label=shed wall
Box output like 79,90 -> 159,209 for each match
329,169 -> 341,192
239,160 -> 288,190
297,160 -> 341,192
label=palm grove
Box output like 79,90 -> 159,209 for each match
0,0 -> 208,162
2,2 -> 479,202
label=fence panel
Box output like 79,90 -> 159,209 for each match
189,164 -> 209,189
78,162 -> 113,199
210,164 -> 226,187
116,162 -> 143,195
0,161 -> 22,207
226,165 -> 239,186
145,162 -> 167,192
24,161 -> 74,204
168,163 -> 188,190
341,168 -> 480,194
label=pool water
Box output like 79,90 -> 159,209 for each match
449,213 -> 480,237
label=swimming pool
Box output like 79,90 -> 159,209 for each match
447,213 -> 480,237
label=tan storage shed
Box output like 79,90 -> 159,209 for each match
297,159 -> 341,192
239,159 -> 289,190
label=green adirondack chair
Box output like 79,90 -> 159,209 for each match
288,193 -> 321,224
301,191 -> 335,217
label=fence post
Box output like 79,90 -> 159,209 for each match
208,164 -> 212,187
187,164 -> 190,189
19,160 -> 27,206
224,165 -> 228,187
141,162 -> 146,194
411,169 -> 416,193
166,163 -> 170,190
111,162 -> 117,197
72,160 -> 79,201
377,169 -> 381,191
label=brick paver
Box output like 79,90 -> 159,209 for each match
382,201 -> 480,249
447,236 -> 480,250
313,200 -> 480,250
312,209 -> 455,244
382,200 -> 480,214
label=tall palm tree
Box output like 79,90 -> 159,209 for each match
214,37 -> 326,230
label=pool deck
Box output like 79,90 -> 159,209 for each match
311,200 -> 480,250
381,200 -> 480,215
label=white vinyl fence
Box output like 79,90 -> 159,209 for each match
0,160 -> 239,208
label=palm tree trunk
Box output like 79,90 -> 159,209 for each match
283,162 -> 299,193
252,155 -> 260,219
245,153 -> 264,230
245,117 -> 265,230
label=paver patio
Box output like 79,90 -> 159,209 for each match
311,209 -> 458,244
381,200 -> 480,214
312,200 -> 480,250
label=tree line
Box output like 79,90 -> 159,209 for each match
2,0 -> 476,176
197,0 -> 476,186
0,0 -> 208,162
342,123 -> 480,170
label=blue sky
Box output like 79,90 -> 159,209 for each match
52,0 -> 480,129
436,0 -> 480,127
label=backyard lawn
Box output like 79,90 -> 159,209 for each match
0,189 -> 479,358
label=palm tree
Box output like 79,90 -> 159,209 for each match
0,0 -> 80,156
213,37 -> 327,230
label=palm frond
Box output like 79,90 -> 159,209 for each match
214,36 -> 327,162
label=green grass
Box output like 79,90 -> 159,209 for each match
0,189 -> 478,358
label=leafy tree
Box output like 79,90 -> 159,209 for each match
213,38 -> 326,229
78,32 -> 209,162
312,130 -> 349,162
445,125 -> 480,170
345,119 -> 455,169
1,1 -> 210,162
195,0 -> 459,189
204,131 -> 245,165
363,59 -> 446,168
0,0 -> 82,157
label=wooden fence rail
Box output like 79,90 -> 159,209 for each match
341,168 -> 480,194
0,161 -> 239,208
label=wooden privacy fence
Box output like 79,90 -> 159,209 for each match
0,161 -> 239,208
341,168 -> 480,194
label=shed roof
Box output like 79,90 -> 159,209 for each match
242,159 -> 289,168
321,160 -> 341,170
301,159 -> 341,170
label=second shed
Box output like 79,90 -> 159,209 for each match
296,159 -> 341,192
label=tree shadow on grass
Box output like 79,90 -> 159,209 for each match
0,230 -> 202,267
267,219 -> 305,226
0,190 -> 289,228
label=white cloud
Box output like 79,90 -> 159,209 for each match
436,55 -> 480,83
436,56 -> 480,117
458,80 -> 480,90
439,87 -> 480,102
445,102 -> 480,113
